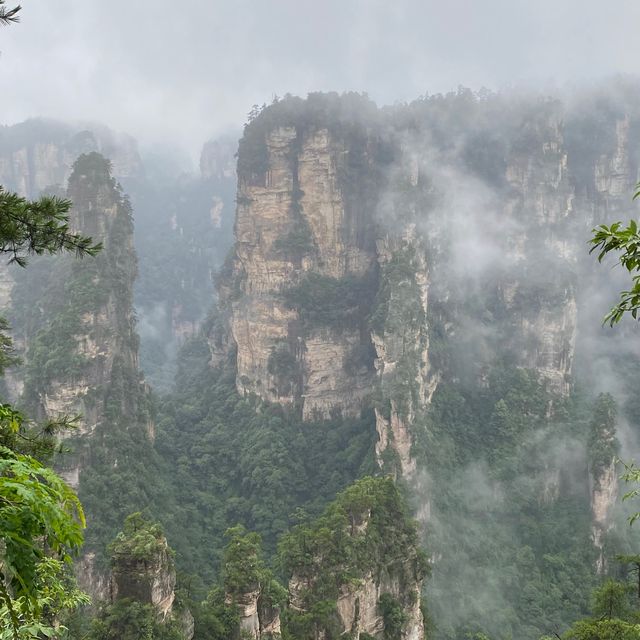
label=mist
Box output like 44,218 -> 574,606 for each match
4,1 -> 640,162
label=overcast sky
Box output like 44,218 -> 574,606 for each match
2,1 -> 640,163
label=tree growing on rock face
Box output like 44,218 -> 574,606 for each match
90,514 -> 189,640
543,580 -> 640,640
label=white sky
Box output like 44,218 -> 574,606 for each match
2,1 -> 640,163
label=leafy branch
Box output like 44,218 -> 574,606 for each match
620,459 -> 640,526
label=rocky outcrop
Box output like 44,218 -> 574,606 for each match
222,525 -> 284,640
0,119 -> 141,198
76,552 -> 111,604
200,135 -> 237,181
282,477 -> 427,640
500,106 -> 578,396
588,394 -> 620,573
594,116 -> 633,201
216,92 -> 640,496
225,588 -> 281,640
108,514 -> 193,638
372,228 -> 437,478
288,568 -> 424,640
110,539 -> 176,620
219,95 -> 616,437
2,153 -> 158,604
335,569 -> 424,640
591,459 -> 618,574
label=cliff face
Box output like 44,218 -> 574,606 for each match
3,153 -> 162,603
226,588 -> 281,640
221,525 -> 285,640
372,228 -> 436,478
16,153 -> 150,488
587,393 -> 620,573
0,119 -> 142,399
591,460 -> 618,573
219,92 -> 640,482
110,538 -> 176,619
500,106 -> 578,396
226,121 -> 381,419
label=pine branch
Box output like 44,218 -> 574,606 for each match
0,2 -> 21,26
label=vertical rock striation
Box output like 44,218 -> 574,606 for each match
19,153 -> 151,484
224,111 -> 383,419
6,153 -> 159,600
372,227 -> 436,478
217,94 -> 640,482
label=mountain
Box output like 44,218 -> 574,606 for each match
4,85 -> 640,639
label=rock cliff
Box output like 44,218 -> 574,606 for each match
3,153 -> 161,602
218,92 -> 640,483
587,393 -> 620,573
16,153 -> 150,487
223,112 -> 383,419
110,521 -> 176,620
280,476 -> 427,640
372,228 -> 436,479
225,588 -> 281,640
222,525 -> 285,640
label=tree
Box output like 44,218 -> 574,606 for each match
0,443 -> 87,639
589,182 -> 640,325
562,619 -> 640,640
0,6 -> 103,638
0,1 -> 20,26
590,185 -> 640,527
558,580 -> 638,640
616,555 -> 640,601
620,462 -> 640,526
591,580 -> 630,621
0,187 -> 101,267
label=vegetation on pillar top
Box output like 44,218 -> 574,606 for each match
279,475 -> 428,588
108,512 -> 170,565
